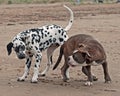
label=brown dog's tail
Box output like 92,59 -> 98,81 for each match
53,45 -> 64,70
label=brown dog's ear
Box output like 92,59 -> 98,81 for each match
78,43 -> 91,58
78,43 -> 85,48
7,42 -> 13,55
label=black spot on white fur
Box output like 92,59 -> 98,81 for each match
59,38 -> 64,42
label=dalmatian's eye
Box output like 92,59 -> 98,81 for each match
14,47 -> 19,52
20,46 -> 25,50
19,45 -> 25,51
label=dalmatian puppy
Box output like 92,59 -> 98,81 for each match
7,5 -> 74,83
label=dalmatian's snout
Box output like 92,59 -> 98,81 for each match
17,52 -> 26,59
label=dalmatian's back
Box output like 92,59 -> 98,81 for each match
21,24 -> 68,52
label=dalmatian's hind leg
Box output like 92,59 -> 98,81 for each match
39,44 -> 59,76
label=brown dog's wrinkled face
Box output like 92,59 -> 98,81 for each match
72,51 -> 86,64
68,50 -> 87,67
68,43 -> 93,67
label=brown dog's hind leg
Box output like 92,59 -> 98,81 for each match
61,62 -> 70,82
82,66 -> 98,81
102,61 -> 111,83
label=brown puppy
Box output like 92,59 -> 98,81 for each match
53,34 -> 111,86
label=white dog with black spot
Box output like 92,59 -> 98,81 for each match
7,5 -> 74,83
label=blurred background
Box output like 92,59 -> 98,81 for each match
0,0 -> 119,4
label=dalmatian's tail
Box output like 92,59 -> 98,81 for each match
64,5 -> 74,32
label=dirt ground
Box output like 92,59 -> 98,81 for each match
0,3 -> 120,96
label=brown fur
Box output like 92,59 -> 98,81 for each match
53,34 -> 111,85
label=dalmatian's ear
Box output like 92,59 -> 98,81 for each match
7,42 -> 13,55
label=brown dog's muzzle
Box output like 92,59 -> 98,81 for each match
68,50 -> 86,67
72,51 -> 86,64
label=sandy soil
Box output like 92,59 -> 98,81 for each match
0,3 -> 120,96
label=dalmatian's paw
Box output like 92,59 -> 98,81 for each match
31,75 -> 38,83
17,77 -> 25,82
38,73 -> 46,77
31,78 -> 38,83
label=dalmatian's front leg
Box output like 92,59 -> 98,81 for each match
18,56 -> 32,82
31,52 -> 42,83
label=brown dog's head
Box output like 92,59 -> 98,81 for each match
67,44 -> 92,67
77,44 -> 91,57
72,51 -> 86,64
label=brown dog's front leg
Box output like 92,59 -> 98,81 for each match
82,66 -> 98,81
84,66 -> 93,86
102,61 -> 111,83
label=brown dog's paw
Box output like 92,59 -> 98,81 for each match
84,81 -> 93,86
105,80 -> 111,84
63,78 -> 69,82
105,77 -> 111,83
